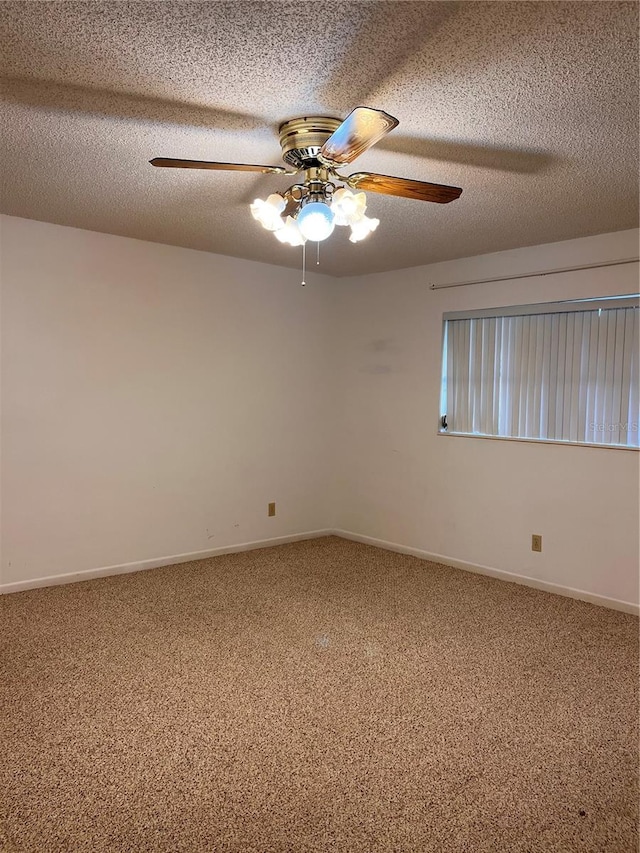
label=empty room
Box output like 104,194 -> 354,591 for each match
1,2 -> 638,851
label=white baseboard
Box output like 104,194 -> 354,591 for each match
3,527 -> 638,616
0,529 -> 334,595
333,529 -> 639,616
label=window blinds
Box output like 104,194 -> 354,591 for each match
443,305 -> 639,447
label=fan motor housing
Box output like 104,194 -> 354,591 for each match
278,116 -> 341,169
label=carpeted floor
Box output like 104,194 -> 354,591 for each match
1,536 -> 638,853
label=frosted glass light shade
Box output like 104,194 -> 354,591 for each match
250,194 -> 286,231
274,216 -> 306,246
349,214 -> 380,243
330,188 -> 367,226
296,202 -> 335,242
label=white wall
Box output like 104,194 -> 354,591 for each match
334,229 -> 639,608
2,217 -> 638,608
0,215 -> 336,587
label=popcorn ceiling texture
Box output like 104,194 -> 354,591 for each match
1,537 -> 638,852
0,1 -> 638,276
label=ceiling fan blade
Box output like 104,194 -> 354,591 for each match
320,107 -> 399,166
347,172 -> 462,204
150,158 -> 289,174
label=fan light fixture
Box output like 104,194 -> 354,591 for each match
296,201 -> 335,242
249,194 -> 286,231
274,216 -> 306,247
349,213 -> 380,243
151,106 -> 463,279
250,187 -> 379,247
331,187 -> 366,224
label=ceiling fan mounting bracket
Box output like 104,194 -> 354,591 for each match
278,115 -> 342,169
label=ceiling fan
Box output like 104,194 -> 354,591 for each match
150,107 -> 462,248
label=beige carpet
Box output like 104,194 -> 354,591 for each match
1,536 -> 638,853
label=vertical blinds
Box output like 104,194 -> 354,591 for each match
444,306 -> 639,446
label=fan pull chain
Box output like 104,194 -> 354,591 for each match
316,242 -> 320,266
301,242 -> 306,286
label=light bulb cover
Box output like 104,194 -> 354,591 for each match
274,216 -> 306,246
296,201 -> 336,242
250,193 -> 286,231
330,188 -> 367,226
349,214 -> 380,243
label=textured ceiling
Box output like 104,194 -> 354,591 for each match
1,1 -> 638,277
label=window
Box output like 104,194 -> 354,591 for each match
440,295 -> 639,448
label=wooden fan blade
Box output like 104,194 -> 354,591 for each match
320,107 -> 399,166
347,172 -> 462,203
150,158 -> 288,174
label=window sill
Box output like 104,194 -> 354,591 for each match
436,431 -> 639,451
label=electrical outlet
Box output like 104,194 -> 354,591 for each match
532,534 -> 542,552
268,502 -> 276,517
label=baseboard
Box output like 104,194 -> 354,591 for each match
0,529 -> 334,595
333,529 -> 639,616
3,528 -> 637,615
